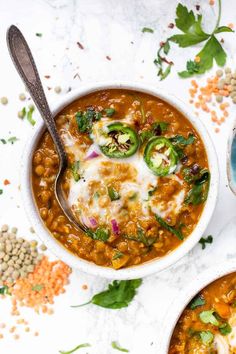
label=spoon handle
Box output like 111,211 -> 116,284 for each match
6,25 -> 67,169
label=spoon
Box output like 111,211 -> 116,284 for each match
227,120 -> 236,195
7,25 -> 88,233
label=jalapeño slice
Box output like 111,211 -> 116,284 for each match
144,137 -> 178,176
99,122 -> 139,158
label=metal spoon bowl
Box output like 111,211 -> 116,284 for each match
7,25 -> 87,233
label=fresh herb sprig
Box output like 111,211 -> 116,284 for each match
71,279 -> 142,309
111,341 -> 129,352
155,0 -> 233,80
59,343 -> 91,354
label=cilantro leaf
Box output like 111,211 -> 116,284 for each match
199,235 -> 213,250
169,4 -> 209,47
219,322 -> 232,336
197,35 -> 226,71
189,294 -> 205,310
86,228 -> 110,242
104,108 -> 115,117
108,186 -> 120,201
214,26 -> 234,34
171,134 -> 195,145
178,60 -> 200,78
155,215 -> 184,240
0,286 -> 10,295
71,279 -> 142,309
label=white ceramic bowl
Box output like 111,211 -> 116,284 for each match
160,261 -> 236,353
21,81 -> 219,280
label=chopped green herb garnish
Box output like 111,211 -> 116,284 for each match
32,284 -> 44,292
36,33 -> 43,37
0,139 -> 6,144
108,186 -> 120,201
179,60 -> 201,78
0,286 -> 9,295
71,279 -> 142,309
104,108 -> 115,117
199,331 -> 214,346
155,215 -> 184,240
112,251 -> 124,260
27,106 -> 36,126
199,310 -> 220,326
71,161 -> 80,182
189,294 -> 205,309
8,137 -> 18,144
199,235 -> 213,250
86,228 -> 110,242
140,122 -> 169,144
124,228 -> 157,247
154,40 -> 172,80
219,322 -> 232,336
111,341 -> 129,352
21,107 -> 27,119
185,172 -> 210,205
171,134 -> 195,146
0,190 -> 3,195
75,108 -> 101,133
142,27 -> 154,33
59,343 -> 91,354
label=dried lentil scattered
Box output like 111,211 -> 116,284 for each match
0,225 -> 43,285
0,225 -> 71,339
19,93 -> 26,101
188,67 -> 236,133
1,97 -> 8,105
54,86 -> 62,94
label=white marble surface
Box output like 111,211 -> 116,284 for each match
0,0 -> 236,353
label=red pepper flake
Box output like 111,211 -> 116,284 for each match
106,55 -> 111,61
77,41 -> 84,50
44,75 -> 50,79
168,23 -> 174,29
220,38 -> 224,43
47,87 -> 52,91
4,179 -> 10,186
196,4 -> 200,10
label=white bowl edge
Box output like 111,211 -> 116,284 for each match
159,260 -> 236,353
20,80 -> 219,280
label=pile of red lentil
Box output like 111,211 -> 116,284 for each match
188,67 -> 236,133
0,225 -> 71,340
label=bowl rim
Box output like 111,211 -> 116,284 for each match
21,80 -> 219,280
159,260 -> 236,353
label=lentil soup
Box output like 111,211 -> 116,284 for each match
169,273 -> 236,353
32,89 -> 209,269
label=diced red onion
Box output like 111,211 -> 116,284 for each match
85,151 -> 99,160
89,217 -> 98,228
111,219 -> 120,235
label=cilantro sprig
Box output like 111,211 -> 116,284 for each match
155,0 -> 233,80
71,279 -> 142,309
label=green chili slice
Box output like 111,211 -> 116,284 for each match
144,137 -> 178,176
99,122 -> 139,158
